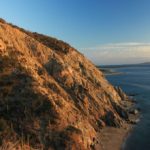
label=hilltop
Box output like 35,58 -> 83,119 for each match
0,18 -> 129,149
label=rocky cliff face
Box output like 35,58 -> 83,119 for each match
0,18 -> 128,149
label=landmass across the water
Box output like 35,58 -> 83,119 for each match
98,62 -> 150,75
98,67 -> 124,75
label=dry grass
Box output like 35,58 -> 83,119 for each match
0,140 -> 40,150
0,17 -> 130,149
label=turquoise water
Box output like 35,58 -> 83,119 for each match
105,64 -> 150,150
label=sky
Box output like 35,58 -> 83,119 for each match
0,0 -> 150,65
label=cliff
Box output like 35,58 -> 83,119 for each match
0,18 -> 128,149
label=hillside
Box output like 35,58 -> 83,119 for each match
0,18 -> 129,149
140,62 -> 150,65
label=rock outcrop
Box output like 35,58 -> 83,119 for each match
0,18 -> 129,149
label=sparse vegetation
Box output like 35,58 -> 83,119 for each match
0,18 -> 130,149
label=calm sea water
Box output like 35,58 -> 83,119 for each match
105,64 -> 150,150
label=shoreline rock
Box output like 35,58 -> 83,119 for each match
95,95 -> 140,150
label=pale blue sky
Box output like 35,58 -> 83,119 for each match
0,0 -> 150,64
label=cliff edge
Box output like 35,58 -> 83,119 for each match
0,18 -> 128,149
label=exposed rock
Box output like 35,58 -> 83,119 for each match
97,119 -> 106,128
102,111 -> 123,127
113,103 -> 129,120
115,86 -> 128,101
129,109 -> 139,115
0,18 -> 130,149
129,119 -> 140,125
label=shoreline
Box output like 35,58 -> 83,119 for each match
121,127 -> 132,150
95,98 -> 140,150
95,123 -> 133,150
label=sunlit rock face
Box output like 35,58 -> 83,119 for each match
0,18 -> 128,149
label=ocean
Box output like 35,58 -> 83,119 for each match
104,64 -> 150,150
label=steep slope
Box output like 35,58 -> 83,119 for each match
0,19 -> 128,149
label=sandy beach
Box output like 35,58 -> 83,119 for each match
95,123 -> 132,150
94,97 -> 140,150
